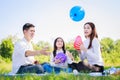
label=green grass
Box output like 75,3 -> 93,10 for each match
0,72 -> 120,80
0,60 -> 120,80
0,64 -> 120,80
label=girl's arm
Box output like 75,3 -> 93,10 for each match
66,51 -> 74,64
66,51 -> 74,61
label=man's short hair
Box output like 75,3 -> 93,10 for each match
23,23 -> 35,31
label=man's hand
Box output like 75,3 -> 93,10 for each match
34,60 -> 39,64
40,46 -> 50,55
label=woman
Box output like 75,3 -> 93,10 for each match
69,22 -> 104,73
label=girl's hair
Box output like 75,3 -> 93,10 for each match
84,22 -> 98,49
53,37 -> 66,57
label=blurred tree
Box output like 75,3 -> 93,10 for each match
100,37 -> 114,53
114,39 -> 120,53
0,36 -> 14,59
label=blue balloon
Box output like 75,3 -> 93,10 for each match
70,6 -> 85,22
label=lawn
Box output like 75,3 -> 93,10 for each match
0,62 -> 120,80
0,60 -> 120,80
0,72 -> 120,80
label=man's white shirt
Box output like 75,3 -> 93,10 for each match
11,38 -> 35,74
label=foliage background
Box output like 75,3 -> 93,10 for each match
0,36 -> 120,79
0,36 -> 120,68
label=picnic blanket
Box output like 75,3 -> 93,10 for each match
2,67 -> 120,76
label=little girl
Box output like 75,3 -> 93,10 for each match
43,37 -> 74,74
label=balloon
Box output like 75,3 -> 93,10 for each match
74,35 -> 83,50
70,6 -> 85,22
54,52 -> 67,63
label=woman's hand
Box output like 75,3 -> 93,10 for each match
80,44 -> 87,52
74,42 -> 81,50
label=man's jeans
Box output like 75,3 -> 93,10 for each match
17,64 -> 44,74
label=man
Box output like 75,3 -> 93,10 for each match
11,23 -> 49,74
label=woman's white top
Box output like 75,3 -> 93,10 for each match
80,38 -> 104,66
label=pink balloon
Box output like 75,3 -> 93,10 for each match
74,35 -> 83,50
